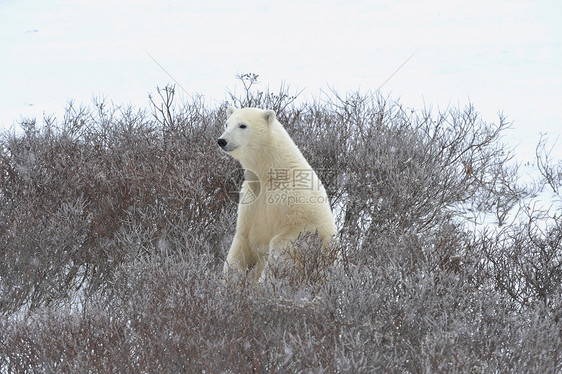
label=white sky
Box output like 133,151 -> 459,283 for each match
1,0 -> 561,162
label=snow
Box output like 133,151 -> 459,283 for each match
1,0 -> 561,165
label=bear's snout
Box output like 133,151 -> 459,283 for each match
218,136 -> 239,153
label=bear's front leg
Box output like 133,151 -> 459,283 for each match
257,231 -> 299,282
223,234 -> 255,278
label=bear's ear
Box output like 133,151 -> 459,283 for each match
264,109 -> 276,125
226,106 -> 235,119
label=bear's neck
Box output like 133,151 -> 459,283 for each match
240,124 -> 309,179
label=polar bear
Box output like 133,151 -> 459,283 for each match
218,106 -> 337,280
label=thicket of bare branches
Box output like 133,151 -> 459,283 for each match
1,75 -> 560,373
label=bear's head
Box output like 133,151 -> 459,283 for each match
217,106 -> 276,163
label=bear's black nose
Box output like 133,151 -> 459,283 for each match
217,138 -> 227,148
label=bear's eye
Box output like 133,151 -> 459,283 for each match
239,124 -> 247,129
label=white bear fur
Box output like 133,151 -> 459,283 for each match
219,106 -> 337,280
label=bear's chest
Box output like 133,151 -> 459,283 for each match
241,181 -> 288,241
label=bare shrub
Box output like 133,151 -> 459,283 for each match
480,210 -> 561,309
1,76 -> 560,373
536,135 -> 562,197
0,90 -> 233,315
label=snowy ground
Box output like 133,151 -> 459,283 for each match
1,0 -> 561,165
